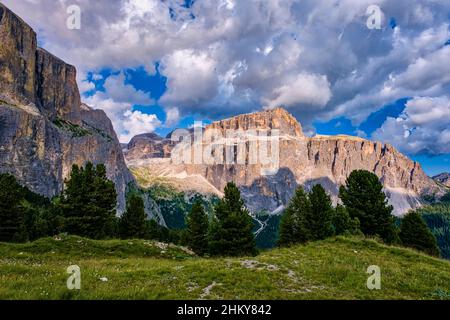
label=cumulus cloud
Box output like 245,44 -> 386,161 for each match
121,110 -> 162,143
83,73 -> 160,143
263,73 -> 332,109
2,0 -> 450,152
372,96 -> 450,155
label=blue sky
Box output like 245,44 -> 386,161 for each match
3,0 -> 450,176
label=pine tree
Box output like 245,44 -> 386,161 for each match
400,211 -> 440,257
185,201 -> 209,255
332,205 -> 360,236
309,184 -> 334,240
278,187 -> 311,246
0,174 -> 27,242
119,194 -> 147,239
339,170 -> 398,243
60,162 -> 117,239
208,182 -> 257,256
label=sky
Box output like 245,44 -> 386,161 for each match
2,0 -> 449,175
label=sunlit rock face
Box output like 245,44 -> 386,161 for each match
126,107 -> 442,216
0,4 -> 133,211
433,173 -> 450,188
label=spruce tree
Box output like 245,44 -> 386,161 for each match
119,194 -> 147,239
278,187 -> 311,246
208,182 -> 257,256
0,174 -> 27,242
60,162 -> 117,239
400,211 -> 440,257
309,184 -> 334,240
185,201 -> 209,255
332,205 -> 360,236
339,170 -> 398,243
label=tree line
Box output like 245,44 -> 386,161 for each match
277,170 -> 440,257
0,164 -> 442,258
0,163 -> 178,244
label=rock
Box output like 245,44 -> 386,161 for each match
433,173 -> 450,187
0,4 -> 134,211
126,108 -> 443,216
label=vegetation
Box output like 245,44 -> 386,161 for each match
208,182 -> 257,256
58,163 -> 117,239
53,118 -> 91,137
399,211 -> 440,257
0,174 -> 28,242
185,201 -> 209,255
339,170 -> 398,244
416,204 -> 450,259
0,236 -> 449,300
119,194 -> 148,239
278,185 -> 359,247
147,184 -> 218,229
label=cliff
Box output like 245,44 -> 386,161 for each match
126,108 -> 442,216
0,4 -> 134,211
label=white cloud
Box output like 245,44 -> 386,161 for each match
160,49 -> 219,108
373,96 -> 450,155
121,110 -> 162,143
2,0 -> 450,151
103,72 -> 153,105
83,73 -> 160,143
165,107 -> 180,127
263,73 -> 332,109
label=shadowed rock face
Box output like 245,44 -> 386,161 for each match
0,4 -> 134,211
126,108 -> 442,216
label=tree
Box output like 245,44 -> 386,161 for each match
185,201 -> 209,255
332,205 -> 360,236
400,211 -> 440,257
440,191 -> 450,204
309,184 -> 334,240
208,182 -> 257,256
119,194 -> 147,239
0,174 -> 27,242
59,162 -> 117,239
278,187 -> 311,246
339,170 -> 398,243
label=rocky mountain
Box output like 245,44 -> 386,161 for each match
126,108 -> 442,216
433,173 -> 450,188
0,4 -> 134,211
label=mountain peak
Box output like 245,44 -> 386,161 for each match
207,107 -> 303,137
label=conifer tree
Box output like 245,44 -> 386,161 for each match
278,187 -> 311,246
185,201 -> 209,255
60,162 -> 117,239
339,170 -> 398,243
119,193 -> 147,239
309,184 -> 334,240
208,182 -> 257,256
400,211 -> 440,257
332,205 -> 360,236
0,174 -> 27,242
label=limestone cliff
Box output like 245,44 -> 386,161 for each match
126,108 -> 442,216
0,4 -> 133,211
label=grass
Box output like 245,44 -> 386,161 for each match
0,236 -> 449,300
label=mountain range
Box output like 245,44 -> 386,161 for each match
0,3 -> 447,222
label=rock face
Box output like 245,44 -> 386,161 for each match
126,108 -> 442,216
0,4 -> 134,211
433,173 -> 450,187
124,133 -> 175,161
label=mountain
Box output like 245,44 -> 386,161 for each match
126,107 -> 442,216
0,4 -> 134,210
433,173 -> 450,188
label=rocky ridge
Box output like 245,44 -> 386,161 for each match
126,108 -> 442,216
0,4 -> 134,211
